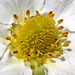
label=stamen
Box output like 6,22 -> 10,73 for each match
13,14 -> 19,20
13,50 -> 18,54
47,52 -> 53,57
58,19 -> 63,24
62,32 -> 68,37
12,34 -> 17,38
48,11 -> 53,16
49,13 -> 55,18
59,51 -> 63,55
30,49 -> 34,53
24,17 -> 28,22
57,26 -> 64,30
6,37 -> 11,40
51,44 -> 57,47
36,11 -> 40,16
38,50 -> 43,55
26,10 -> 30,16
26,56 -> 31,61
40,60 -> 44,64
63,43 -> 69,47
22,50 -> 26,55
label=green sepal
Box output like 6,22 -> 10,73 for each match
32,66 -> 45,75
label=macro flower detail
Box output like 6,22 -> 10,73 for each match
0,0 -> 75,75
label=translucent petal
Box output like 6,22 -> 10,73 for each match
56,0 -> 75,31
44,56 -> 75,75
0,0 -> 44,24
0,56 -> 32,75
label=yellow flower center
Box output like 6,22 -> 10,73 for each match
6,10 -> 69,65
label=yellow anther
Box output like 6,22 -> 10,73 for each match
13,14 -> 19,20
24,17 -> 28,22
22,50 -> 26,55
47,52 -> 53,57
59,51 -> 63,55
48,11 -> 53,16
30,49 -> 34,53
13,50 -> 18,54
6,37 -> 11,40
38,50 -> 43,55
63,43 -> 69,47
26,10 -> 30,16
51,44 -> 57,47
26,56 -> 31,61
62,32 -> 68,37
49,13 -> 55,18
40,60 -> 44,64
57,26 -> 64,30
58,19 -> 63,24
36,11 -> 40,16
12,34 -> 17,38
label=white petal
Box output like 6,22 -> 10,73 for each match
0,0 -> 44,24
0,56 -> 32,75
0,24 -> 11,45
56,0 -> 75,31
40,0 -> 72,14
63,33 -> 75,66
44,56 -> 75,75
0,24 -> 11,57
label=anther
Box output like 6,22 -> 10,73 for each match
57,26 -> 64,30
30,49 -> 34,53
24,17 -> 27,22
47,52 -> 53,57
40,60 -> 44,64
26,10 -> 30,16
13,34 -> 17,38
51,44 -> 57,47
13,14 -> 19,20
36,11 -> 40,16
38,50 -> 43,55
22,50 -> 26,55
63,43 -> 69,47
58,19 -> 63,24
48,11 -> 53,16
49,13 -> 55,18
62,32 -> 68,37
59,51 -> 63,55
13,50 -> 18,54
26,56 -> 31,61
6,37 -> 11,40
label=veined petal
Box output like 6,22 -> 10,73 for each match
0,56 -> 32,75
0,0 -> 44,24
0,24 -> 11,57
40,0 -> 73,15
56,0 -> 75,31
44,57 -> 75,75
0,24 -> 11,45
63,34 -> 75,66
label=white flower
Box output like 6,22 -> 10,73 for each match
0,0 -> 75,75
